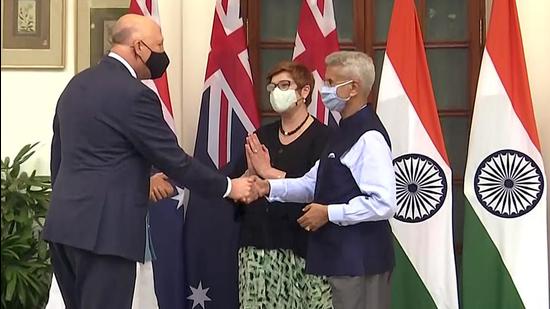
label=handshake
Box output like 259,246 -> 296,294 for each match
149,133 -> 275,204
149,172 -> 270,204
228,175 -> 270,204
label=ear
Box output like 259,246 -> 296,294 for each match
300,84 -> 311,99
132,40 -> 147,54
349,81 -> 360,97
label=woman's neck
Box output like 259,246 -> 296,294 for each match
280,104 -> 309,130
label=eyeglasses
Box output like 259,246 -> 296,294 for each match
323,80 -> 355,88
266,80 -> 295,92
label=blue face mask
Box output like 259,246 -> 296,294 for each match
320,80 -> 353,112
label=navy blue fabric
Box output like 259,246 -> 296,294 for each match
149,195 -> 186,309
49,242 -> 136,309
307,105 -> 395,276
183,89 -> 245,309
44,56 -> 228,263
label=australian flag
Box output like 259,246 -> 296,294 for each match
183,1 -> 260,309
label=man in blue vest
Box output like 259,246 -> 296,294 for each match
253,51 -> 397,309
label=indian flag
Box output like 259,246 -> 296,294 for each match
377,0 -> 458,308
462,0 -> 548,308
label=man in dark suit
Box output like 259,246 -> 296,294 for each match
43,14 -> 255,309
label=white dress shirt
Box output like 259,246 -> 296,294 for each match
108,51 -> 137,78
268,130 -> 397,226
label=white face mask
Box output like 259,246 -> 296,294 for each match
270,88 -> 299,113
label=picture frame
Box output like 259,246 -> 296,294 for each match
1,0 -> 65,68
76,0 -> 129,73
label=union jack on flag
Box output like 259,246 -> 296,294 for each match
184,0 -> 260,308
293,0 -> 340,125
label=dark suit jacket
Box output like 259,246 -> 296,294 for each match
43,56 -> 228,262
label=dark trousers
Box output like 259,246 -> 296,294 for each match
49,242 -> 137,309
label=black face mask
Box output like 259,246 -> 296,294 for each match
140,41 -> 170,79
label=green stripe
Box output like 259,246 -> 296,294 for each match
462,201 -> 525,309
392,237 -> 437,309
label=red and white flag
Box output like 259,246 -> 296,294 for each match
377,0 -> 458,308
292,0 -> 339,125
129,0 -> 175,133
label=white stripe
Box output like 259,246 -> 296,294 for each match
307,70 -> 340,125
226,102 -> 232,164
136,0 -> 152,18
215,0 -> 243,35
293,33 -> 305,59
141,79 -> 176,133
464,51 -> 548,309
204,70 -> 256,167
377,56 -> 458,309
45,276 -> 64,309
306,0 -> 336,36
238,50 -> 253,82
131,262 -> 159,309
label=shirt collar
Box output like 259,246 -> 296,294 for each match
108,51 -> 137,79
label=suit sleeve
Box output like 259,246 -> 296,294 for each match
50,111 -> 61,186
124,88 -> 228,198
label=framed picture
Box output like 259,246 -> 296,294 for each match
1,0 -> 65,68
76,0 -> 129,73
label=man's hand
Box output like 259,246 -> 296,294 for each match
229,176 -> 258,204
297,203 -> 329,232
149,172 -> 175,202
252,176 -> 270,198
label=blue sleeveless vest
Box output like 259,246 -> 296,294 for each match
306,105 -> 395,276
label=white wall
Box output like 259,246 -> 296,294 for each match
178,0 -> 216,153
1,0 -> 75,175
516,0 -> 550,285
516,0 -> 550,199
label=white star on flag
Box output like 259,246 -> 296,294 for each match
187,281 -> 212,309
171,186 -> 187,209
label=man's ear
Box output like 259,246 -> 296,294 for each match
132,40 -> 147,62
349,81 -> 360,97
133,40 -> 142,52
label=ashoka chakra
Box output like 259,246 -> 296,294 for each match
474,149 -> 544,218
393,153 -> 447,223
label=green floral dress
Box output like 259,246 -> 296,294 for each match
239,247 -> 332,309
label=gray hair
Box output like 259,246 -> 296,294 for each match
325,51 -> 375,92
